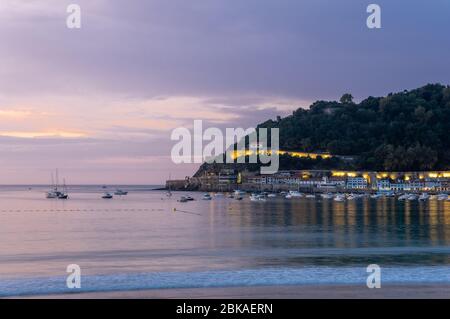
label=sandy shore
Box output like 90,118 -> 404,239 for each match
12,284 -> 450,299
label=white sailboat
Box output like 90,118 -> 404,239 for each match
46,169 -> 64,199
58,178 -> 69,199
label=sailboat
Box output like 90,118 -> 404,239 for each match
46,170 -> 62,199
166,173 -> 173,197
58,178 -> 69,199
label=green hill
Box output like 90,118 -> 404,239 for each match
195,83 -> 450,176
258,83 -> 450,171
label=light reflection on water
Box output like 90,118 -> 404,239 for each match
0,186 -> 449,282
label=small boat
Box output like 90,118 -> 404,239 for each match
398,194 -> 409,201
46,170 -> 63,199
347,194 -> 357,200
114,189 -> 128,196
178,196 -> 188,202
418,193 -> 430,201
214,193 -> 225,198
185,195 -> 195,201
267,193 -> 277,198
285,194 -> 293,199
407,194 -> 418,201
235,196 -> 243,201
227,194 -> 234,199
334,194 -> 346,202
321,193 -> 334,199
102,193 -> 113,199
234,190 -> 246,196
46,191 -> 59,199
385,191 -> 396,198
58,193 -> 69,199
250,194 -> 259,201
57,179 -> 69,199
288,191 -> 303,198
437,193 -> 448,201
305,194 -> 316,199
202,193 -> 212,200
371,193 -> 383,199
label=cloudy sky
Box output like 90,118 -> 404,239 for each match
0,0 -> 449,184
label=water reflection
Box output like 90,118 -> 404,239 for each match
220,198 -> 450,267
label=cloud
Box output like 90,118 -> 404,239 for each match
0,0 -> 449,183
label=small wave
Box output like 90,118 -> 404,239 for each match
1,266 -> 449,297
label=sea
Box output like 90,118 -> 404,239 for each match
0,185 -> 449,297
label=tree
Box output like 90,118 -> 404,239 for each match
340,93 -> 354,104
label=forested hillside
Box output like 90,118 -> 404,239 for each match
258,83 -> 450,171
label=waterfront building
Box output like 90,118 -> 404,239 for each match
346,177 -> 368,189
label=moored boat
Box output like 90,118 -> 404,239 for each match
202,193 -> 212,200
321,193 -> 334,199
114,189 -> 128,196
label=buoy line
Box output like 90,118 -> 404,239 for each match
0,208 -> 166,213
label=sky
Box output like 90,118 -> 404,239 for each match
0,0 -> 449,184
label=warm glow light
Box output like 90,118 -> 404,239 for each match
232,150 -> 332,160
0,131 -> 87,138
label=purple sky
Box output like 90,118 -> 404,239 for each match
0,0 -> 449,184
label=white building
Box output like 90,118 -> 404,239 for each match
346,177 -> 368,189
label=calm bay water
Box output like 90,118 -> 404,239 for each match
0,186 -> 449,296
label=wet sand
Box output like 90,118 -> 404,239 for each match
12,284 -> 450,299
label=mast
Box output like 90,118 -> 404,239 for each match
55,168 -> 59,192
51,171 -> 55,190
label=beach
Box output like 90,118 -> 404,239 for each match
13,285 -> 450,299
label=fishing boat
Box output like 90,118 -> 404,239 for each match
102,193 -> 113,199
